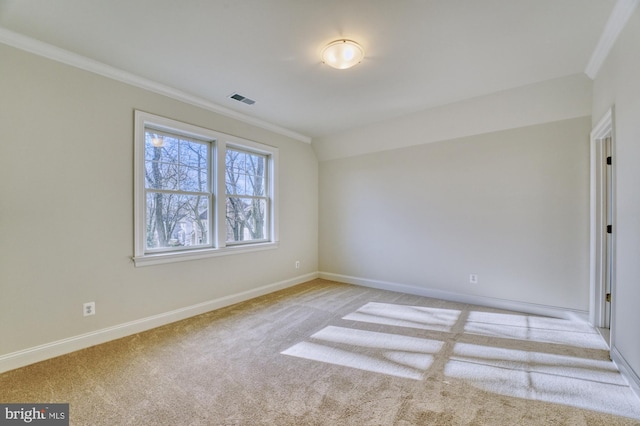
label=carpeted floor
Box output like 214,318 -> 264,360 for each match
1,279 -> 639,425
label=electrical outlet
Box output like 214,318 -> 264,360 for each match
295,260 -> 301,269
469,274 -> 478,284
83,302 -> 96,316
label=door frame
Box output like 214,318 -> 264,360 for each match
589,107 -> 615,337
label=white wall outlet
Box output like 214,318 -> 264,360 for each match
83,301 -> 96,316
295,260 -> 301,269
469,274 -> 478,284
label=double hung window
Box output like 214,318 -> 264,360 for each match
144,130 -> 211,250
225,147 -> 269,244
134,111 -> 278,266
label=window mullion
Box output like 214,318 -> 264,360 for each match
216,140 -> 228,249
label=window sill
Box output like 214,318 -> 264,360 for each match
133,242 -> 279,267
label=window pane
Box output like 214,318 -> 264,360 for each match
146,192 -> 209,249
178,140 -> 208,192
226,197 -> 267,242
181,166 -> 208,192
225,149 -> 266,196
145,161 -> 179,190
179,139 -> 208,167
145,131 -> 208,193
225,150 -> 243,195
145,133 -> 178,162
246,153 -> 266,196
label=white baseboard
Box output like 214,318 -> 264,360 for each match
319,272 -> 589,321
0,272 -> 319,374
612,345 -> 640,400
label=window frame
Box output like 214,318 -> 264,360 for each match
133,111 -> 279,267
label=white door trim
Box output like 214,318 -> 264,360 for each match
589,107 -> 615,333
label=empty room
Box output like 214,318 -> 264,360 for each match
1,0 -> 640,424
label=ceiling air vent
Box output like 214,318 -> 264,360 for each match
229,93 -> 256,105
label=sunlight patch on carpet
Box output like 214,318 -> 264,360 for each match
445,342 -> 640,419
282,326 -> 443,380
467,311 -> 595,333
280,299 -> 640,420
342,302 -> 461,332
311,326 -> 443,352
464,312 -> 607,350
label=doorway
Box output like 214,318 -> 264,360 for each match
603,135 -> 613,331
590,108 -> 615,347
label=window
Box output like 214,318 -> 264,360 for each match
225,147 -> 269,244
144,130 -> 211,251
134,111 -> 278,266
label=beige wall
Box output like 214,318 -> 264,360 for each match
319,117 -> 591,311
0,44 -> 318,357
593,6 -> 640,391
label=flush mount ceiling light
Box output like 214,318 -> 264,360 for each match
321,39 -> 364,70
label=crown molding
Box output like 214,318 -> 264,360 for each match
0,26 -> 312,144
585,0 -> 639,79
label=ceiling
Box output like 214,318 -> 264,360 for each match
0,0 -> 614,141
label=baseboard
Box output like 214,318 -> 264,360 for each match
319,272 -> 589,321
0,272 -> 319,374
611,345 -> 640,400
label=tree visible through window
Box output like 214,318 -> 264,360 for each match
144,130 -> 210,250
225,148 -> 268,243
134,110 -> 278,265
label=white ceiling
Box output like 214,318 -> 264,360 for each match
0,0 -> 614,140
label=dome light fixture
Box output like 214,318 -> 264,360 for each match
321,39 -> 364,70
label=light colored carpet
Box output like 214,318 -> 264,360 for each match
1,279 -> 639,425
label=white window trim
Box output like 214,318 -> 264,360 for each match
133,110 -> 279,267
